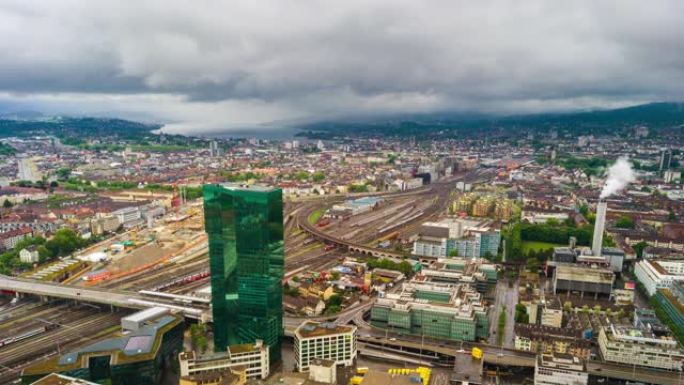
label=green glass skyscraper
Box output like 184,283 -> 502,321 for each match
203,183 -> 284,361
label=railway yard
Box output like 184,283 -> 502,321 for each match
0,171 -> 490,383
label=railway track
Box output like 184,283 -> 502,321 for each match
0,309 -> 126,382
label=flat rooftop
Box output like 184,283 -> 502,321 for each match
218,183 -> 280,193
30,373 -> 99,385
295,321 -> 355,338
555,265 -> 614,283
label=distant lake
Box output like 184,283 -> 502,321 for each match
201,126 -> 303,140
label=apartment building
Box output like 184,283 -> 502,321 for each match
598,324 -> 684,371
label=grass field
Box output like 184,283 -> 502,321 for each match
308,209 -> 324,225
521,241 -> 563,254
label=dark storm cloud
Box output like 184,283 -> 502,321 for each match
1,0 -> 683,131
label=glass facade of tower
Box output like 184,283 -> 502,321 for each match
203,184 -> 284,362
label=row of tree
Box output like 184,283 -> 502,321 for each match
0,228 -> 92,275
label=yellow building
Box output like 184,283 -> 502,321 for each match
472,196 -> 494,217
494,199 -> 513,221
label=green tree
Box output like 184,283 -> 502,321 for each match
312,171 -> 325,183
526,257 -> 540,273
2,199 -> 13,208
633,241 -> 649,258
615,215 -> 635,229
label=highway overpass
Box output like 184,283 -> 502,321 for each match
0,274 -> 211,321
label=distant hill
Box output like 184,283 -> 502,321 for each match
298,102 -> 684,139
0,116 -> 162,139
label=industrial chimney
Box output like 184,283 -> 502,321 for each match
592,199 -> 607,257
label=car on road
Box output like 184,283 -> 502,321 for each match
389,338 -> 397,341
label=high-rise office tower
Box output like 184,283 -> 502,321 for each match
203,184 -> 284,361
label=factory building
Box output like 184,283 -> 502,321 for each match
552,265 -> 614,298
371,281 -> 489,342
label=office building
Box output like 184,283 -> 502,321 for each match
203,184 -> 284,360
371,281 -> 489,342
598,323 -> 684,371
653,281 -> 684,342
418,257 -> 497,293
634,259 -> 684,296
534,353 -> 588,385
179,340 -> 270,380
294,322 -> 357,372
21,315 -> 184,385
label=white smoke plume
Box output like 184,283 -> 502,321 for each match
600,156 -> 636,198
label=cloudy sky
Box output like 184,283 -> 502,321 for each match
1,1 -> 683,133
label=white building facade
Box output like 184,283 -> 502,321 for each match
598,324 -> 684,371
294,322 -> 357,372
634,259 -> 684,296
534,353 -> 588,385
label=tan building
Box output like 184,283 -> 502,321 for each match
179,340 -> 269,380
180,367 -> 246,385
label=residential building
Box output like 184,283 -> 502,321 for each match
371,281 -> 489,342
179,340 -> 270,380
634,259 -> 684,296
294,321 -> 357,372
534,353 -> 588,385
514,324 -> 592,361
19,245 -> 39,264
21,315 -> 184,385
598,323 -> 684,371
203,184 -> 284,360
540,306 -> 563,328
664,169 -> 681,183
0,227 -> 31,250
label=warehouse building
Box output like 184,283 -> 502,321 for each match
371,281 -> 489,342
